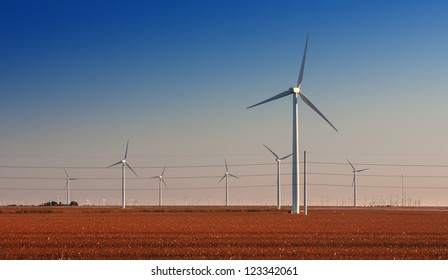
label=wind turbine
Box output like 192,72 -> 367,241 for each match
263,144 -> 292,210
247,33 -> 338,214
63,168 -> 77,205
107,140 -> 138,209
218,159 -> 239,206
347,159 -> 368,207
151,166 -> 168,206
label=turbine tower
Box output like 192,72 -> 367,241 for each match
151,166 -> 167,206
107,140 -> 138,209
63,168 -> 77,205
247,33 -> 338,214
263,144 -> 292,210
218,159 -> 239,206
347,159 -> 368,207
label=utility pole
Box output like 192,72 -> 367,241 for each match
401,174 -> 404,207
304,150 -> 308,216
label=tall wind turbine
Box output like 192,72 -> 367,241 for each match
151,166 -> 167,206
347,159 -> 368,207
263,144 -> 292,210
107,140 -> 138,209
218,159 -> 239,206
63,168 -> 77,205
247,33 -> 338,214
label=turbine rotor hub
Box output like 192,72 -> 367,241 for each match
292,87 -> 300,93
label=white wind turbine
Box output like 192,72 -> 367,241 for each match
263,144 -> 292,210
63,168 -> 77,205
218,159 -> 239,206
247,33 -> 338,214
347,159 -> 369,207
151,166 -> 168,206
107,140 -> 138,209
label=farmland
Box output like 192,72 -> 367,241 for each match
0,206 -> 447,259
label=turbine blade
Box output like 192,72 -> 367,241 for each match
280,153 -> 293,160
65,181 -> 68,189
107,161 -> 122,168
150,176 -> 159,179
352,175 -> 355,188
229,174 -> 240,179
297,32 -> 309,87
347,159 -> 356,171
161,165 -> 166,176
263,144 -> 279,159
125,162 -> 138,177
63,168 -> 69,178
246,90 -> 292,109
299,90 -> 338,132
224,159 -> 228,172
356,168 -> 369,173
124,140 -> 129,160
162,178 -> 168,188
218,174 -> 226,184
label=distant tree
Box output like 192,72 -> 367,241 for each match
69,201 -> 78,206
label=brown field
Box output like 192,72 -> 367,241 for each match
0,206 -> 447,260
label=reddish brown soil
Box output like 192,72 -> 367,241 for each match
0,206 -> 447,260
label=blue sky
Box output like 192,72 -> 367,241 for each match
1,0 -> 448,206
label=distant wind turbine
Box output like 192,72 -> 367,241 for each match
263,144 -> 292,210
247,33 -> 338,214
107,140 -> 138,209
151,166 -> 168,206
218,159 -> 239,206
63,168 -> 77,205
347,159 -> 369,207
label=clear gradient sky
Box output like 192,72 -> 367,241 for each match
1,0 -> 448,206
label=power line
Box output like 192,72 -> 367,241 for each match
308,172 -> 448,179
308,161 -> 448,168
309,183 -> 448,190
0,162 -> 276,169
4,171 -> 448,180
0,173 -> 279,180
3,151 -> 448,159
2,183 -> 448,191
0,184 -> 279,191
3,159 -> 448,170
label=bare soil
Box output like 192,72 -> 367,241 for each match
0,206 -> 447,259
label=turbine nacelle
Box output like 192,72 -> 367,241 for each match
291,87 -> 300,93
